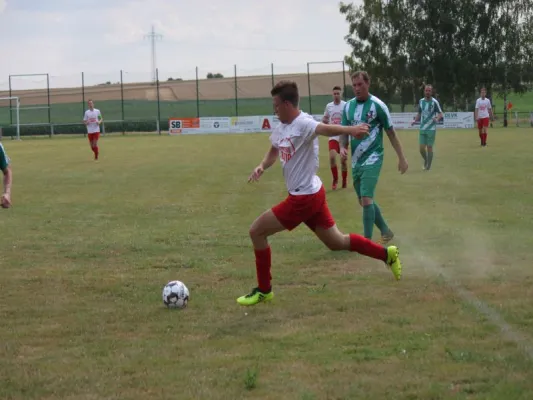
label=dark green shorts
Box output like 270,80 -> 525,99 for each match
419,130 -> 436,146
352,163 -> 382,199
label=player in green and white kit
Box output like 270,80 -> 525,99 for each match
340,71 -> 408,243
412,85 -> 443,171
0,141 -> 13,208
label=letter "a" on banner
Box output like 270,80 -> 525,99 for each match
262,118 -> 271,130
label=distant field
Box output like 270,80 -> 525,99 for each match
1,68 -> 532,126
1,128 -> 533,399
0,95 -> 333,125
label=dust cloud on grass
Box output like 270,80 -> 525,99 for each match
396,203 -> 533,362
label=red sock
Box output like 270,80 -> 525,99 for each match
349,233 -> 387,262
342,170 -> 348,185
94,146 -> 99,159
482,133 -> 487,145
479,131 -> 483,143
331,166 -> 338,183
254,247 -> 272,292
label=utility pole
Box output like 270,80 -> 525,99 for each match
144,25 -> 162,84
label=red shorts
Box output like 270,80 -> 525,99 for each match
477,118 -> 489,129
88,132 -> 100,141
328,140 -> 340,153
271,185 -> 335,232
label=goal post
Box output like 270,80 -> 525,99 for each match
9,73 -> 52,136
0,97 -> 21,140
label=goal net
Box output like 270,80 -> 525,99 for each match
0,97 -> 21,140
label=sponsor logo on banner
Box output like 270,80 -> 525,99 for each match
389,112 -> 474,129
390,113 -> 418,130
229,116 -> 261,133
169,118 -> 199,134
442,112 -> 474,129
260,115 -> 280,131
168,117 -> 230,134
169,112 -> 475,135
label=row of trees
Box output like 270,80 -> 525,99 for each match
340,0 -> 533,121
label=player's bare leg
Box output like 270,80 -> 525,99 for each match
419,144 -> 428,170
237,209 -> 285,305
426,145 -> 434,169
329,149 -> 339,190
249,209 -> 286,250
313,224 -> 401,280
341,157 -> 348,188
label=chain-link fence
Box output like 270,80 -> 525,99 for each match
0,63 -> 532,137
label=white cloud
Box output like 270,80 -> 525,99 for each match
0,0 -> 356,89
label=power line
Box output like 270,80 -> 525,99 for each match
144,25 -> 163,83
163,40 -> 346,53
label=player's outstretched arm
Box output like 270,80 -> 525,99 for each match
385,128 -> 408,174
248,145 -> 279,182
434,100 -> 444,122
339,133 -> 349,150
412,111 -> 421,125
315,123 -> 369,139
1,165 -> 12,208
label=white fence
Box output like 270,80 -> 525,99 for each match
168,112 -> 475,135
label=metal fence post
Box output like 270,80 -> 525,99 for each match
234,64 -> 238,117
307,62 -> 312,114
156,68 -> 161,135
120,70 -> 125,134
196,67 -> 200,118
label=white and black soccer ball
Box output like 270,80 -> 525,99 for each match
162,280 -> 189,309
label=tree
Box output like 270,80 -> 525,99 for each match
207,73 -> 224,79
339,0 -> 533,115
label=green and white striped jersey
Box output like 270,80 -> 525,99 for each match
341,94 -> 393,168
0,143 -> 9,171
418,97 -> 443,131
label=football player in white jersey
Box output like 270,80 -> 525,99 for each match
83,100 -> 103,160
322,86 -> 347,190
236,80 -> 403,306
474,87 -> 493,147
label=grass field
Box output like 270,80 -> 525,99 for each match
1,128 -> 533,399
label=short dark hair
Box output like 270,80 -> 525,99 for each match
333,86 -> 342,91
271,80 -> 299,107
351,71 -> 370,83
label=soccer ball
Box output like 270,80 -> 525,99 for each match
162,280 -> 189,309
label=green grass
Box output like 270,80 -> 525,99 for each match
1,128 -> 533,399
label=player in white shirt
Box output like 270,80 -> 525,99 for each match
83,99 -> 103,160
236,80 -> 402,306
322,86 -> 347,190
474,88 -> 493,147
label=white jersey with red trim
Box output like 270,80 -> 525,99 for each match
269,112 -> 322,195
83,108 -> 102,133
323,100 -> 346,142
475,98 -> 492,119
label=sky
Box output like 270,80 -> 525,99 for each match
0,0 -> 358,90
